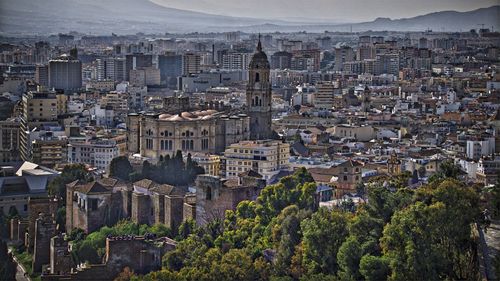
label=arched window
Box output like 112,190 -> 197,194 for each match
254,96 -> 259,107
255,72 -> 260,82
206,186 -> 212,200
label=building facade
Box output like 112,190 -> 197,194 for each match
224,140 -> 290,182
127,110 -> 250,162
48,55 -> 82,91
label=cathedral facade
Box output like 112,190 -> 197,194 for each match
126,38 -> 273,161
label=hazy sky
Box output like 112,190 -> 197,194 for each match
152,0 -> 498,22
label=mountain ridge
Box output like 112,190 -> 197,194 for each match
0,0 -> 498,35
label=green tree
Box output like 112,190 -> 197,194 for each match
337,237 -> 362,281
272,205 -> 310,275
381,180 -> 480,281
359,255 -> 390,281
109,156 -> 134,181
163,235 -> 207,272
301,208 -> 349,275
48,164 -> 91,201
428,160 -> 461,183
213,249 -> 257,281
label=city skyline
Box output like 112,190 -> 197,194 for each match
0,1 -> 498,281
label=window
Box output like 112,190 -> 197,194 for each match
146,139 -> 153,149
202,139 -> 209,150
90,199 -> 98,211
206,186 -> 212,200
255,72 -> 260,82
343,176 -> 348,181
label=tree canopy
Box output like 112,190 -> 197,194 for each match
81,168 -> 482,281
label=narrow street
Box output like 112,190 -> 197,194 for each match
8,248 -> 30,281
15,262 -> 29,281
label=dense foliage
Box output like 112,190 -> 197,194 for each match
47,164 -> 93,201
128,166 -> 481,281
109,156 -> 134,181
110,151 -> 204,186
142,151 -> 205,186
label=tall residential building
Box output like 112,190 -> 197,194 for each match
182,53 -> 201,75
221,52 -> 251,70
247,38 -> 273,140
97,57 -> 126,82
35,64 -> 49,87
291,49 -> 321,72
334,46 -> 355,71
125,54 -> 153,81
314,82 -> 336,110
0,118 -> 21,164
271,51 -> 292,69
129,67 -> 160,86
20,91 -> 60,161
31,139 -> 68,168
224,140 -> 290,182
158,53 -> 183,84
48,55 -> 82,91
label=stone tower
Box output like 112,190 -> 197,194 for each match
361,85 -> 371,114
247,35 -> 273,140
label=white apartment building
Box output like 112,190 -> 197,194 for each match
466,138 -> 495,160
224,140 -> 290,183
68,139 -> 119,173
222,52 -> 252,70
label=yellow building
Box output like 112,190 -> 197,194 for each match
191,153 -> 221,176
224,140 -> 290,183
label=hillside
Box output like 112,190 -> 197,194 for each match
0,0 -> 498,35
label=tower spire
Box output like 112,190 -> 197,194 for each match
257,33 -> 262,52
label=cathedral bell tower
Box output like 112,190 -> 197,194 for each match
247,35 -> 273,140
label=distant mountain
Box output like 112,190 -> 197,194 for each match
240,6 -> 500,33
0,0 -> 288,35
349,5 -> 500,32
0,0 -> 498,35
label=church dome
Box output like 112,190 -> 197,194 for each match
158,114 -> 172,120
249,38 -> 270,69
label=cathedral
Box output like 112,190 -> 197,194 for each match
127,38 -> 273,161
247,36 -> 274,140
